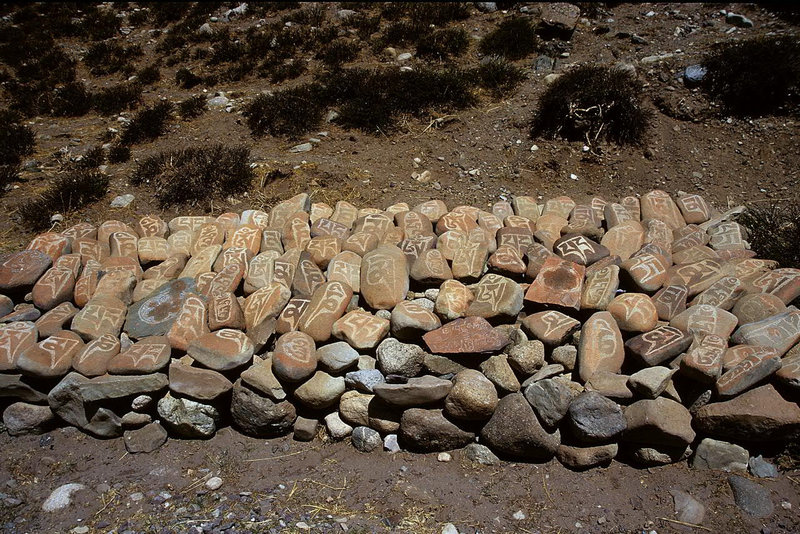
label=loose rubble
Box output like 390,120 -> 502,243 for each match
1,190 -> 798,480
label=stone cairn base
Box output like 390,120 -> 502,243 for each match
1,190 -> 799,469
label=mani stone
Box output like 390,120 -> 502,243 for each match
607,293 -> 658,332
106,336 -> 171,374
521,310 -> 580,346
297,281 -> 352,342
16,330 -> 84,378
776,351 -> 800,392
670,304 -> 738,338
0,249 -> 52,290
732,293 -> 786,325
600,221 -> 644,260
641,190 -> 685,229
465,274 -> 523,320
434,279 -> 474,320
360,245 -> 409,310
625,325 -> 693,366
680,334 -> 727,384
72,334 -> 120,377
694,384 -> 800,442
332,310 -> 390,349
581,265 -> 620,310
621,253 -> 670,292
275,296 -> 310,334
715,346 -> 781,398
577,311 -> 624,382
651,284 -> 688,321
31,267 -> 75,311
125,278 -> 198,338
745,268 -> 800,305
71,295 -> 127,341
553,234 -> 609,266
187,329 -> 255,371
730,310 -> 800,357
272,331 -> 317,383
423,316 -> 510,355
524,257 -> 585,310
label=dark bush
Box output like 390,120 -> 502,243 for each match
19,170 -> 110,230
75,146 -> 105,169
266,60 -> 307,83
479,17 -> 538,60
150,2 -> 192,26
382,3 -> 470,25
128,8 -> 149,26
108,144 -> 131,164
0,165 -> 19,193
119,101 -> 174,145
474,56 -> 526,95
702,36 -> 800,116
531,65 -> 651,145
14,48 -> 76,85
130,145 -> 253,207
282,5 -> 326,26
84,41 -> 143,76
137,64 -> 161,85
316,39 -> 360,67
82,6 -> 120,40
416,27 -> 470,60
342,12 -> 382,40
178,95 -> 207,119
244,84 -> 327,137
378,20 -> 428,48
208,30 -> 246,64
48,82 -> 93,117
176,67 -> 203,89
739,204 -> 800,269
92,82 -> 143,115
0,111 -> 35,166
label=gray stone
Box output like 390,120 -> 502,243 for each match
376,338 -> 425,377
317,342 -> 359,374
444,369 -> 498,421
293,371 -> 345,410
289,142 -> 313,153
324,412 -> 353,439
462,443 -> 500,465
110,194 -> 135,208
157,393 -> 220,439
125,278 -> 198,338
230,379 -> 296,437
42,483 -> 86,512
507,340 -> 545,376
692,438 -> 748,472
121,411 -> 151,428
384,433 -> 401,453
748,455 -> 779,478
352,426 -> 382,452
524,378 -> 575,428
423,353 -> 466,376
0,374 -> 48,403
728,475 -> 774,518
683,65 -> 707,88
293,417 -> 318,441
627,366 -> 675,399
726,12 -> 754,28
399,408 -> 475,452
480,354 -> 520,394
551,344 -> 577,370
623,397 -> 696,448
567,391 -> 626,444
628,444 -> 692,467
373,375 -> 452,407
669,489 -> 705,525
480,393 -> 560,460
2,402 -> 55,436
344,369 -> 385,393
475,2 -> 497,13
124,422 -> 168,453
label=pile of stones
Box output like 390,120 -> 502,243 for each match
1,190 -> 799,469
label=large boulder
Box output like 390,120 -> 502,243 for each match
623,398 -> 695,448
480,393 -> 560,461
566,391 -> 626,444
399,408 -> 475,452
230,379 -> 296,437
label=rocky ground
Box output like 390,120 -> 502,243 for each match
1,2 -> 800,534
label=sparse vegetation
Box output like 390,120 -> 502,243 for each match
19,170 -> 110,230
244,84 -> 327,137
316,39 -> 360,67
266,61 -> 307,83
108,144 -> 131,164
531,65 -> 651,145
83,41 -> 143,76
130,145 -> 253,207
178,95 -> 207,119
92,82 -> 143,115
176,67 -> 203,89
137,64 -> 161,85
119,101 -> 174,145
739,204 -> 800,269
416,27 -> 470,60
479,17 -> 538,60
702,36 -> 800,116
0,164 -> 19,193
0,111 -> 36,166
474,56 -> 526,95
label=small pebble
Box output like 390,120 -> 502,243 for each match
205,477 -> 223,491
437,452 -> 452,462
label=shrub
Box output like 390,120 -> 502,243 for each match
128,9 -> 149,26
84,41 -> 143,76
702,36 -> 800,116
19,170 -> 110,230
282,5 -> 326,26
479,17 -> 538,60
382,3 -> 470,25
316,39 -> 360,67
416,27 -> 470,60
82,6 -> 120,41
178,95 -> 207,119
48,82 -> 93,117
92,82 -> 143,114
531,65 -> 651,145
108,144 -> 131,164
75,146 -> 105,169
378,20 -> 428,48
342,12 -> 382,40
119,101 -> 174,145
208,30 -> 246,64
176,67 -> 203,88
739,204 -> 800,269
137,64 -> 161,85
266,60 -> 307,83
130,145 -> 253,207
150,2 -> 192,26
0,111 -> 35,166
244,84 -> 327,137
474,56 -> 526,95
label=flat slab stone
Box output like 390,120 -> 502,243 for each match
297,281 -> 353,342
16,330 -> 84,378
670,304 -> 738,338
465,274 -> 523,320
650,284 -> 688,321
553,234 -> 609,266
524,257 -> 585,310
373,375 -> 453,407
360,245 -> 409,310
71,334 -> 120,377
187,329 -> 255,371
0,322 -> 38,372
0,249 -> 52,290
107,336 -> 171,374
423,317 -> 510,355
125,278 -> 198,339
716,346 -> 781,398
625,325 -> 693,366
169,360 -> 233,401
744,268 -> 800,305
72,295 -> 127,341
730,310 -> 800,357
332,311 -> 390,349
521,310 -> 580,346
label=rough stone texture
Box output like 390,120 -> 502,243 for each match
728,475 -> 774,518
623,398 -> 696,447
480,393 -> 560,461
423,316 -> 510,354
230,379 -> 296,437
352,425 -> 382,452
556,443 -> 618,470
124,422 -> 168,453
294,371 -> 345,410
2,402 -> 55,436
444,369 -> 498,421
399,408 -> 475,452
567,391 -> 626,444
157,393 -> 220,439
524,378 -> 576,428
376,337 -> 425,377
669,489 -> 706,525
692,438 -> 748,472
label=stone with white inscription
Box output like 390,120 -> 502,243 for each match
744,268 -> 800,305
681,334 -> 727,384
187,329 -> 255,371
670,304 -> 738,338
464,274 -> 523,320
16,330 -> 84,378
488,245 -> 526,276
360,245 -> 409,310
581,265 -> 619,310
650,284 -> 688,321
35,302 -> 78,338
31,267 -> 75,311
72,295 -> 127,341
390,300 -> 442,341
125,278 -> 197,338
166,294 -> 209,351
423,316 -> 510,355
0,250 -> 51,290
297,281 -> 353,342
534,213 -> 568,249
94,270 -> 137,305
625,325 -> 693,366
730,310 -> 800,357
272,331 -> 317,383
600,221 -> 644,261
641,190 -> 685,229
332,310 -> 390,349
524,257 -> 584,310
243,282 -> 292,330
607,293 -> 658,332
208,292 -> 245,331
621,253 -> 670,293
326,251 -> 361,292
690,276 -> 743,310
554,234 -> 609,266
732,293 -> 787,325
521,310 -> 580,346
107,336 -> 171,374
577,311 -> 625,382
676,194 -> 711,224
716,346 -> 782,398
71,334 -> 120,377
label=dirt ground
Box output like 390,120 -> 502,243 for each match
1,428 -> 799,534
1,2 -> 800,533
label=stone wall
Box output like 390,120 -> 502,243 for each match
1,190 -> 799,468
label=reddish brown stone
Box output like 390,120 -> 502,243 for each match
187,329 -> 255,371
607,293 -> 658,332
94,270 -> 137,305
35,302 -> 78,338
275,297 -> 311,335
243,282 -> 292,330
107,336 -> 171,374
72,295 -> 127,341
311,217 -> 351,240
143,254 -> 188,281
581,265 -> 619,310
600,221 -> 644,261
71,334 -> 120,377
227,224 -> 261,255
621,253 -> 670,292
61,222 -> 97,244
16,329 -> 83,378
497,227 -> 534,256
208,292 -> 246,331
0,321 -> 37,371
680,334 -> 727,384
512,196 -> 540,221
577,311 -> 624,382
27,233 -> 70,262
666,259 -> 725,297
730,310 -> 800,357
332,310 -> 390,349
676,194 -> 711,224
488,245 -> 526,276
0,250 -> 52,291
423,316 -> 510,355
625,325 -> 693,366
716,347 -> 781,398
744,268 -> 800,305
292,251 -> 326,298
641,190 -> 685,229
722,344 -> 773,373
525,243 -> 556,279
306,236 -> 341,269
169,360 -> 233,402
360,245 -> 409,310
166,294 -> 209,351
135,215 -> 168,238
670,304 -> 738,338
650,284 -> 688,321
554,234 -> 609,266
524,256 -> 585,310
31,267 -> 75,311
272,331 -> 317,383
731,293 -> 786,325
297,281 -> 353,342
399,234 -> 437,266
521,310 -> 580,346
466,274 -> 523,320
534,213 -> 568,249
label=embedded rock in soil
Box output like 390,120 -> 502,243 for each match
399,408 -> 475,452
481,393 -> 560,461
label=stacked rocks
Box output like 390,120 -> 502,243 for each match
1,191 -> 799,470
